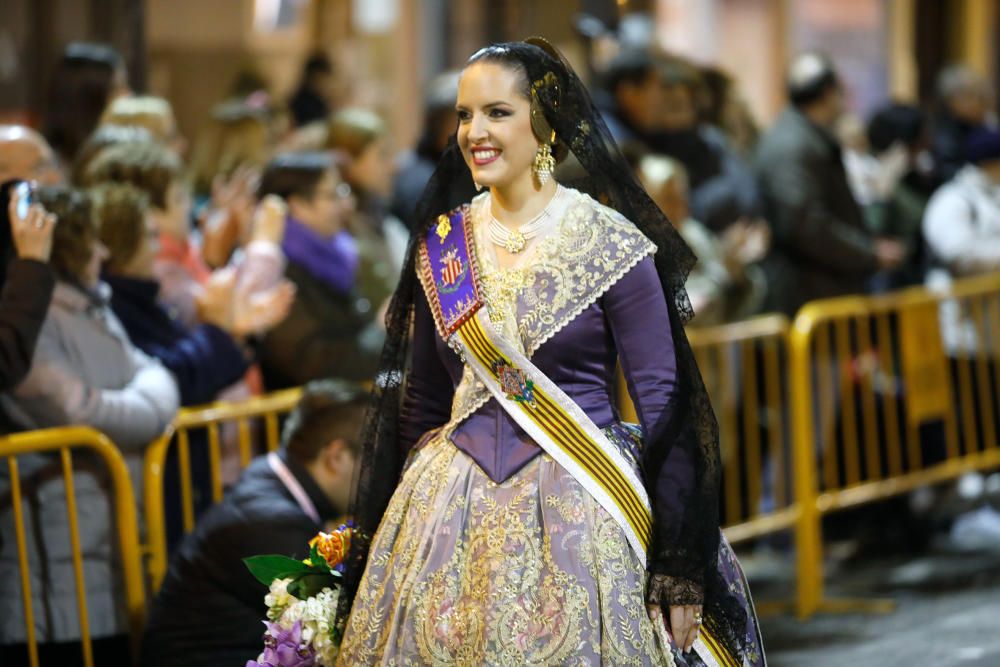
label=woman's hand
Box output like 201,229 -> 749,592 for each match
646,603 -> 703,654
8,192 -> 56,263
252,195 -> 287,246
669,604 -> 703,653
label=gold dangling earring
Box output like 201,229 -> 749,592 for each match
474,180 -> 483,192
532,130 -> 557,185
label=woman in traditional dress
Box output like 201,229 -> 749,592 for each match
337,39 -> 765,666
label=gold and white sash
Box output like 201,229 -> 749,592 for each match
452,308 -> 653,566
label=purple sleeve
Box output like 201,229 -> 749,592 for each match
604,257 -> 678,440
399,286 -> 454,453
604,257 -> 695,548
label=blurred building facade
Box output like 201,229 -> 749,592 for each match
0,0 -> 996,154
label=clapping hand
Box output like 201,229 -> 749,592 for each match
874,237 -> 906,270
721,218 -> 770,268
196,267 -> 296,339
252,195 -> 287,246
201,166 -> 261,263
231,280 -> 296,338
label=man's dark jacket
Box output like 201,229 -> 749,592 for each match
139,451 -> 339,667
754,108 -> 879,315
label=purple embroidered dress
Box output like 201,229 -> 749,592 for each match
337,187 -> 763,665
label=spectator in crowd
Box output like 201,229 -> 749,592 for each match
654,60 -> 760,232
392,71 -> 476,230
754,52 -> 905,315
101,95 -> 188,157
84,141 -> 206,323
598,48 -> 666,147
325,110 -> 397,223
189,100 -> 272,200
256,152 -> 383,389
923,126 -> 1000,279
0,182 -> 56,392
836,111 -> 908,208
0,185 -> 178,439
140,380 -> 365,667
43,42 -> 130,170
71,123 -> 155,186
0,125 -> 63,186
931,65 -> 993,185
84,140 -> 292,329
288,52 -> 335,127
0,186 -> 179,665
922,127 -> 1000,547
326,108 -> 408,305
637,154 -> 768,325
188,101 -> 276,268
93,182 -> 260,406
863,103 -> 935,289
697,65 -> 761,158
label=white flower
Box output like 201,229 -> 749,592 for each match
264,578 -> 293,620
280,600 -> 304,625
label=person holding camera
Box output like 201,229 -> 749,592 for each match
0,182 -> 57,392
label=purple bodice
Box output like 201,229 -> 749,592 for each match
400,256 -> 678,483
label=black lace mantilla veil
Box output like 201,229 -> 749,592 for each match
340,38 -> 749,657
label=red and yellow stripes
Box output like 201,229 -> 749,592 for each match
699,622 -> 741,667
458,316 -> 652,550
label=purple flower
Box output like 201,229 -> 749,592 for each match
246,620 -> 317,667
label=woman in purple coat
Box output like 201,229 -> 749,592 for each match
337,40 -> 764,666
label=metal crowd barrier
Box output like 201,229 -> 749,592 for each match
618,313 -> 796,544
142,387 -> 302,591
0,427 -> 146,667
789,272 -> 1000,617
687,314 -> 795,542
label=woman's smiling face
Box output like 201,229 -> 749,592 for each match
456,61 -> 539,191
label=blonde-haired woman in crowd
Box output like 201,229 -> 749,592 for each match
101,95 -> 188,158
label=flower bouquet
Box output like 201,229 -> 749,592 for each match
244,523 -> 353,667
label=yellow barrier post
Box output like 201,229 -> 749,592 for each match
789,305 -> 827,619
0,427 -> 146,665
790,297 -> 902,618
143,388 -> 303,591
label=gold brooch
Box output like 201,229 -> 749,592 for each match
436,215 -> 452,242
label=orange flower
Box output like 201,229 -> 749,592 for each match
309,527 -> 352,568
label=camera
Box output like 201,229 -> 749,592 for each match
13,181 -> 33,221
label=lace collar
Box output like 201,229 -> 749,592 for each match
468,186 -> 656,357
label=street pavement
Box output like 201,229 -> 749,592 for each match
745,541 -> 1000,666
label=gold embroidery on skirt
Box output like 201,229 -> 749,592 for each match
337,436 -> 668,666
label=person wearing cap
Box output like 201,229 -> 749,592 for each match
754,52 -> 906,315
140,380 -> 364,667
923,126 -> 1000,278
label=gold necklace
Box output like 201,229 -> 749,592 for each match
481,266 -> 532,323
